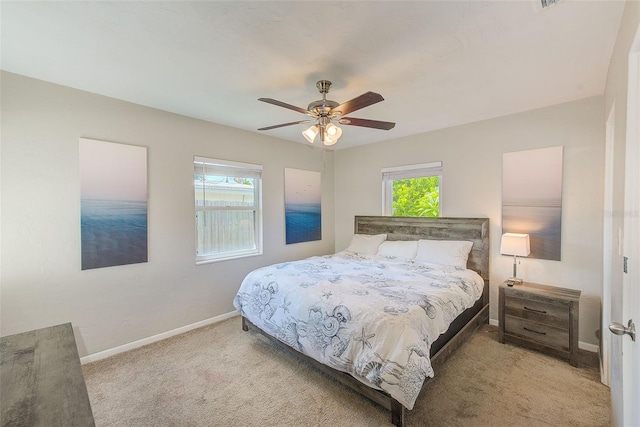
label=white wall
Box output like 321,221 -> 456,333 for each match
0,70 -> 609,354
334,96 -> 604,347
0,72 -> 335,357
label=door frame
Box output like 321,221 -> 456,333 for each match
601,104 -> 616,386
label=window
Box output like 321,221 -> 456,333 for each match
194,156 -> 262,263
382,162 -> 442,217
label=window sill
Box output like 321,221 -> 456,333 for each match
196,250 -> 263,265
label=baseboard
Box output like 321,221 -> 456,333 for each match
80,311 -> 240,365
578,341 -> 598,353
81,311 -> 600,365
489,318 -> 598,353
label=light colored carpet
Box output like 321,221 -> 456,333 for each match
82,316 -> 610,426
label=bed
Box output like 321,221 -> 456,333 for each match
234,216 -> 489,426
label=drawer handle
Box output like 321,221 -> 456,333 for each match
523,327 -> 546,335
524,306 -> 547,314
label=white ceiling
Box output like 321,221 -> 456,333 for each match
1,1 -> 625,149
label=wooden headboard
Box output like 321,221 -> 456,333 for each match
354,216 -> 490,284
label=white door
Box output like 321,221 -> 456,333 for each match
609,48 -> 640,427
623,48 -> 640,427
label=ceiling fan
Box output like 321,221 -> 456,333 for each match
257,80 -> 395,146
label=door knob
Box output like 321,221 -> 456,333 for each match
609,319 -> 636,341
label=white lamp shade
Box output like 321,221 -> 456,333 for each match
325,123 -> 341,138
302,125 -> 319,143
323,123 -> 342,146
500,233 -> 531,257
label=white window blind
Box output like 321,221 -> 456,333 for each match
194,157 -> 262,179
194,156 -> 263,263
381,161 -> 442,181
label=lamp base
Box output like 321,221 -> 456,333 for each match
506,278 -> 524,287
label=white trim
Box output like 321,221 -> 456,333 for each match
194,156 -> 263,171
381,161 -> 442,174
601,103 -> 616,386
79,311 -> 240,365
381,161 -> 442,216
579,341 -> 599,353
194,155 -> 263,263
80,310 -> 599,366
196,250 -> 262,265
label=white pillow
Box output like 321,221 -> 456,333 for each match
377,240 -> 418,260
415,239 -> 473,269
346,234 -> 387,255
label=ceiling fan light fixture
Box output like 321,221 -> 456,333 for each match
258,80 -> 395,147
302,125 -> 319,143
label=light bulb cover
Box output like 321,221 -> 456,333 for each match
323,123 -> 342,145
302,125 -> 319,143
325,123 -> 340,136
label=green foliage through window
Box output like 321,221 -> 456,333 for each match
392,176 -> 440,217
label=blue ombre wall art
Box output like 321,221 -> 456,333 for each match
284,168 -> 321,245
80,138 -> 148,270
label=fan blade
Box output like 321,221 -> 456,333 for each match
258,120 -> 312,131
339,117 -> 395,130
258,98 -> 310,115
331,91 -> 384,116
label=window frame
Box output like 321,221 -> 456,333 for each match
194,156 -> 263,264
381,161 -> 443,217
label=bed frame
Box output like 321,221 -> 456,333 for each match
242,216 -> 490,426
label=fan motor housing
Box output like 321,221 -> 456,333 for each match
307,99 -> 339,115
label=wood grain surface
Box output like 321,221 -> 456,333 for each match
1,323 -> 94,427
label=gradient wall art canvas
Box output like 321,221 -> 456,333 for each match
502,146 -> 563,261
80,138 -> 148,270
285,168 -> 321,244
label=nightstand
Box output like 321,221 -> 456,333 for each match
498,281 -> 581,366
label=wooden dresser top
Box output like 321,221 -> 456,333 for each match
1,323 -> 95,427
501,281 -> 581,302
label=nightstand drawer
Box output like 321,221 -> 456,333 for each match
504,315 -> 569,351
504,296 -> 569,329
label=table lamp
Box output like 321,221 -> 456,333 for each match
500,233 -> 530,285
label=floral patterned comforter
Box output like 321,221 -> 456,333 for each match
233,251 -> 484,410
